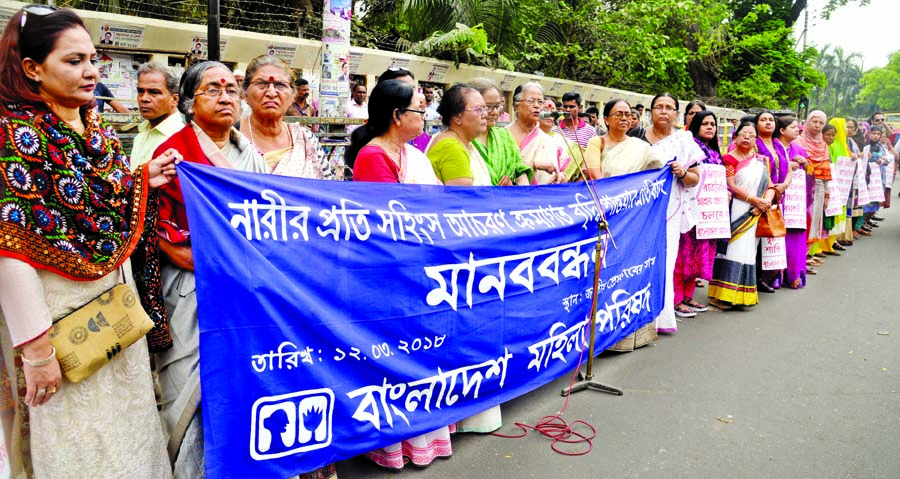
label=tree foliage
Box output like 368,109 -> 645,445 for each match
858,51 -> 900,112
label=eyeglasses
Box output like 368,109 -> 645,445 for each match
195,87 -> 241,100
20,4 -> 57,32
249,80 -> 292,93
652,105 -> 677,112
873,118 -> 884,123
518,98 -> 544,106
607,112 -> 631,120
465,106 -> 488,116
486,103 -> 504,112
400,108 -> 426,118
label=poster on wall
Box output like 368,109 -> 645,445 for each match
321,0 -> 352,117
97,24 -> 144,48
189,36 -> 228,60
425,63 -> 450,83
97,52 -> 137,106
265,44 -> 298,64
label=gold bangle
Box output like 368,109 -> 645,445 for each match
22,346 -> 56,368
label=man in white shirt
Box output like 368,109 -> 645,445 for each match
346,83 -> 368,134
130,63 -> 185,171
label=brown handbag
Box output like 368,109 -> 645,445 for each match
757,187 -> 786,237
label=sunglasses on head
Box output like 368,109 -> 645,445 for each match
20,4 -> 57,32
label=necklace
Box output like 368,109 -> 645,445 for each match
248,117 -> 288,152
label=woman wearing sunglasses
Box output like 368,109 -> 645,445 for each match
0,6 -> 178,478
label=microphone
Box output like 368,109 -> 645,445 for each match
539,111 -> 566,120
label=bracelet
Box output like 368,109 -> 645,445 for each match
21,346 -> 56,367
678,171 -> 688,179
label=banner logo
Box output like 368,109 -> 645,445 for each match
250,389 -> 334,460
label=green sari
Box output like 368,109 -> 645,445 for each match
473,127 -> 534,185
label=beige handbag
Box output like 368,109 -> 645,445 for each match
48,274 -> 154,383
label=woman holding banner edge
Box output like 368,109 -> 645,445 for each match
154,61 -> 267,478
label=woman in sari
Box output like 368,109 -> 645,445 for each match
633,93 -> 704,333
673,111 -> 722,317
469,79 -> 533,186
426,84 -> 491,186
349,80 -> 454,469
240,55 -> 334,180
154,61 -> 268,478
583,99 -> 663,179
795,111 -> 832,261
708,121 -> 776,310
0,8 -> 176,477
507,82 -> 566,184
775,115 -> 812,285
755,111 -> 793,292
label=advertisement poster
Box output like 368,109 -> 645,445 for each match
266,44 -> 298,64
321,0 -> 352,117
425,63 -> 450,83
189,36 -> 228,60
97,52 -> 137,105
97,24 -> 144,48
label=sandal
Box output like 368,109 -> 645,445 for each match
674,304 -> 697,318
683,298 -> 708,312
709,299 -> 732,311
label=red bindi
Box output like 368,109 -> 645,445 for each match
220,78 -> 226,84
268,76 -> 275,83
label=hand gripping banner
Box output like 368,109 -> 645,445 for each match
176,162 -> 672,478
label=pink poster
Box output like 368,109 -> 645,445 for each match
694,164 -> 731,239
783,170 -> 806,229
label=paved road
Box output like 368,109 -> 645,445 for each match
337,190 -> 900,479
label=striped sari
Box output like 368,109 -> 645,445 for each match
708,154 -> 771,307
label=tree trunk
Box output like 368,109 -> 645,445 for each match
688,59 -> 718,100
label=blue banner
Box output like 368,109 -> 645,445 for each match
176,162 -> 672,478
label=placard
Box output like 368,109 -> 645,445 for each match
886,159 -> 895,187
694,164 -> 731,239
867,163 -> 885,203
761,236 -> 787,270
855,158 -> 873,205
783,169 -> 806,229
825,162 -> 844,217
97,24 -> 144,48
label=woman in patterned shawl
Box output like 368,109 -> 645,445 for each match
0,7 -> 178,477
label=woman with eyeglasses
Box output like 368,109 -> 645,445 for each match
583,99 -> 663,180
153,61 -> 267,478
0,6 -> 177,477
708,121 -> 777,310
240,55 -> 334,179
426,84 -> 492,186
621,93 -> 704,338
683,100 -> 705,130
468,79 -> 533,186
507,82 -> 566,184
348,80 -> 439,185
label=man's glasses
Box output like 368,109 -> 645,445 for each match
195,87 -> 241,100
20,4 -> 57,32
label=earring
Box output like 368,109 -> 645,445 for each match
33,76 -> 40,82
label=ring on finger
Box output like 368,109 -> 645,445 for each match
49,387 -> 57,394
37,388 -> 46,395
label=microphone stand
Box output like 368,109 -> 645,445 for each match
555,115 -> 623,397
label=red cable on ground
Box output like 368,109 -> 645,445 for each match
490,238 -> 609,457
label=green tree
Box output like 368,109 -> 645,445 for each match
858,51 -> 900,112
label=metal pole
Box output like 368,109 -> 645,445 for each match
207,0 -> 220,62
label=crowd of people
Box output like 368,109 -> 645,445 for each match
0,6 -> 897,479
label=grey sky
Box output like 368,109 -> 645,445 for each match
798,0 -> 897,69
